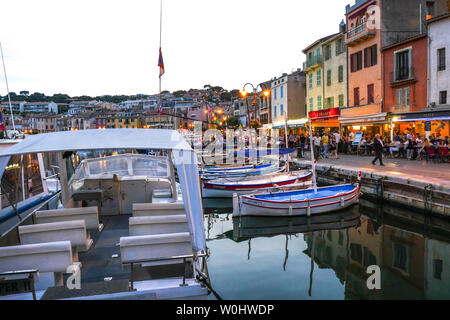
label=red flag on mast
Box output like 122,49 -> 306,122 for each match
158,47 -> 165,78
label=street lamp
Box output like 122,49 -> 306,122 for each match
240,83 -> 271,128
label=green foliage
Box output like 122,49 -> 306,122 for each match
173,90 -> 187,98
226,116 -> 240,129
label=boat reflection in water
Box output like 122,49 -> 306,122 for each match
205,198 -> 450,300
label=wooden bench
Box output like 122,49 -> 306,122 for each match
35,207 -> 102,231
0,241 -> 75,289
120,232 -> 192,267
129,215 -> 189,236
132,202 -> 186,217
19,220 -> 93,256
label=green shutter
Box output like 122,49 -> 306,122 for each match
338,65 -> 343,82
339,94 -> 344,107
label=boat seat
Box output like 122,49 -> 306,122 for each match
19,220 -> 93,254
129,215 -> 189,236
152,188 -> 172,199
132,202 -> 186,217
35,206 -> 101,231
0,241 -> 75,288
120,232 -> 192,267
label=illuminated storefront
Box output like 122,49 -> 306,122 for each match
339,112 -> 389,137
309,108 -> 340,133
392,108 -> 450,139
272,118 -> 308,135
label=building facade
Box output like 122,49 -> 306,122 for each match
340,0 -> 449,138
271,70 -> 307,132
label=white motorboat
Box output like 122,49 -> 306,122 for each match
0,129 -> 211,300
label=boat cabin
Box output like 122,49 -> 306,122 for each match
0,129 -> 208,300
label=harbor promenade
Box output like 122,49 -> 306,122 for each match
293,153 -> 450,189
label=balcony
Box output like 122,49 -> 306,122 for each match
346,22 -> 376,46
302,55 -> 323,72
389,68 -> 416,86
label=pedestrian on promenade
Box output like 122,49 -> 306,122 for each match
330,135 -> 339,159
298,133 -> 306,158
333,130 -> 341,154
372,134 -> 385,166
313,132 -> 322,160
321,132 -> 330,158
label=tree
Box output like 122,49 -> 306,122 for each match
173,90 -> 186,98
250,119 -> 261,129
20,91 -> 29,96
226,116 -> 240,129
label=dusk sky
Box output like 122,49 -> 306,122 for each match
0,0 -> 348,97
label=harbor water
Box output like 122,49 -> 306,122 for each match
203,197 -> 450,300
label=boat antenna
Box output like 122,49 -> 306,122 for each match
308,119 -> 317,193
0,41 -> 16,134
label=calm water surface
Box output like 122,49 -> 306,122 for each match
202,198 -> 450,300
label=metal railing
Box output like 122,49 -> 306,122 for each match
347,22 -> 366,38
391,67 -> 415,82
303,55 -> 323,70
123,252 -> 208,290
0,269 -> 39,300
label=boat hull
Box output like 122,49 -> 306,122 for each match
202,171 -> 312,198
234,184 -> 360,217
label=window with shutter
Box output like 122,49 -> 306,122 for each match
354,87 -> 360,106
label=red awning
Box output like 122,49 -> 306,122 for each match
348,1 -> 376,19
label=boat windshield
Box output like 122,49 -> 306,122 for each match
70,154 -> 170,181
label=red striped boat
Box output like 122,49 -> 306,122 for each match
201,170 -> 312,198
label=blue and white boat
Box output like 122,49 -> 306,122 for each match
232,119 -> 361,217
200,163 -> 283,179
234,184 -> 360,217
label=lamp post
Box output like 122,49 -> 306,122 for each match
240,83 -> 270,129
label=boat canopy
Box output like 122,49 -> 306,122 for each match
0,129 -> 206,252
0,129 -> 192,156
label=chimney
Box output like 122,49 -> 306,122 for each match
339,19 -> 346,33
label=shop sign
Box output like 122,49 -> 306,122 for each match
353,131 -> 363,145
309,108 -> 340,121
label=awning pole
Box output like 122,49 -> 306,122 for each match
308,119 -> 317,193
56,152 -> 69,207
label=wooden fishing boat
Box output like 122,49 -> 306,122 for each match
233,183 -> 360,217
202,170 -> 312,198
200,163 -> 283,180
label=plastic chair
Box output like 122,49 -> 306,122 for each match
425,147 -> 437,163
437,147 -> 450,163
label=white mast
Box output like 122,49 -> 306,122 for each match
0,41 -> 16,133
284,113 -> 290,172
308,118 -> 317,193
158,0 -> 163,129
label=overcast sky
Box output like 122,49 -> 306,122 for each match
0,0 -> 348,97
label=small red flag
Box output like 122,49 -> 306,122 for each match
158,47 -> 165,77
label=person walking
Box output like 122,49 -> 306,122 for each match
372,133 -> 385,166
321,131 -> 330,158
313,132 -> 322,160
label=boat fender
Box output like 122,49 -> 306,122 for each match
289,206 -> 293,216
340,197 -> 345,207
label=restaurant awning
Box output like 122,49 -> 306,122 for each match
393,107 -> 450,122
272,118 -> 308,129
339,112 -> 388,125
